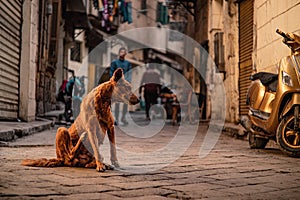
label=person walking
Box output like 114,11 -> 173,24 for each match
110,47 -> 132,125
139,64 -> 161,120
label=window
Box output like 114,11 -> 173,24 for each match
156,2 -> 169,25
214,32 -> 225,73
140,0 -> 147,15
141,0 -> 147,10
70,41 -> 82,62
48,2 -> 60,63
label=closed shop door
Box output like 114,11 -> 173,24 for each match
238,0 -> 254,116
0,0 -> 22,119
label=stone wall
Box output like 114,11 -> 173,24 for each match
222,0 -> 239,123
207,0 -> 239,123
254,0 -> 300,72
19,0 -> 39,121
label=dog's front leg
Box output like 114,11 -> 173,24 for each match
87,130 -> 105,172
108,127 -> 119,168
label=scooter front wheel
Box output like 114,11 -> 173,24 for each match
248,132 -> 269,149
277,106 -> 300,157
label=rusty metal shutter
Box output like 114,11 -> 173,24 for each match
238,0 -> 253,116
0,0 -> 22,119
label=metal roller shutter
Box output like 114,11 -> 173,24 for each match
238,0 -> 254,116
0,0 -> 22,119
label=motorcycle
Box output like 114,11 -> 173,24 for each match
241,29 -> 300,157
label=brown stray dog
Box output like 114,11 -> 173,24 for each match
22,69 -> 139,172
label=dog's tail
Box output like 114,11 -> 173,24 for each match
22,158 -> 63,167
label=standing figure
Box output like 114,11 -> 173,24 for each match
139,64 -> 161,120
110,47 -> 132,125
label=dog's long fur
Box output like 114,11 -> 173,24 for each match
22,69 -> 139,172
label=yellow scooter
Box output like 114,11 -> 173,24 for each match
241,29 -> 300,157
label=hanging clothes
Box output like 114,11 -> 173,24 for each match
127,1 -> 132,24
111,0 -> 120,27
95,0 -> 132,31
120,0 -> 128,23
101,0 -> 111,31
121,0 -> 133,24
98,0 -> 104,11
113,0 -> 118,16
108,0 -> 114,22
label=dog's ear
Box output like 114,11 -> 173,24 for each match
113,68 -> 123,82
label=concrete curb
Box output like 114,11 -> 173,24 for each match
0,118 -> 55,142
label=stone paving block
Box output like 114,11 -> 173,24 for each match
48,184 -> 121,195
106,180 -> 170,190
123,195 -> 169,200
0,187 -> 58,198
216,183 -> 279,195
163,182 -> 226,192
51,167 -> 110,179
117,174 -> 170,182
162,183 -> 235,199
37,174 -> 83,187
160,171 -> 203,179
249,188 -> 300,200
200,195 -> 248,200
203,170 -> 275,181
211,178 -> 252,188
106,188 -> 172,198
160,175 -> 217,186
57,192 -> 122,200
247,174 -> 300,189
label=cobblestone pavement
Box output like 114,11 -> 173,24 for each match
0,121 -> 299,200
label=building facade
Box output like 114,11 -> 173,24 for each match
178,0 -> 239,121
185,0 -> 300,123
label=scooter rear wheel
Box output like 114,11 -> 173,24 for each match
277,106 -> 300,157
248,132 -> 269,149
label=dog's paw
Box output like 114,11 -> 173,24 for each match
96,162 -> 106,172
111,160 -> 120,168
103,163 -> 115,170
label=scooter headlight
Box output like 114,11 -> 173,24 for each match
282,71 -> 293,87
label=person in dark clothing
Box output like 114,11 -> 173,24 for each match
110,47 -> 132,125
139,64 -> 161,120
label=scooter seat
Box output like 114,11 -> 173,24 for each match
250,72 -> 278,92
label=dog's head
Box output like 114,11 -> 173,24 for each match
111,68 -> 140,105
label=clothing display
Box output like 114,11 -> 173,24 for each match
93,0 -> 133,32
